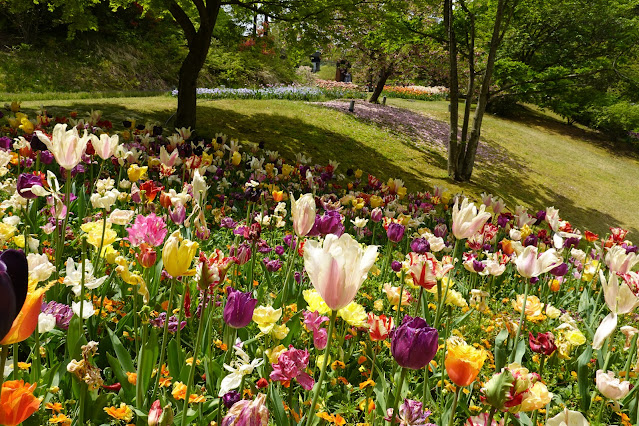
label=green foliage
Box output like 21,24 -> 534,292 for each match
593,101 -> 639,137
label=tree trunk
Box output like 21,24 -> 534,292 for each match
368,68 -> 391,103
459,0 -> 507,181
445,0 -> 460,180
174,5 -> 221,129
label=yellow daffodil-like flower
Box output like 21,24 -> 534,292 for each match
281,164 -> 295,177
302,289 -> 331,315
338,302 -> 368,328
520,382 -> 552,412
127,164 -> 148,182
271,324 -> 289,340
265,345 -> 288,364
103,403 -> 133,422
162,231 -> 198,278
202,152 -> 213,167
80,221 -> 117,248
512,294 -> 545,321
0,223 -> 17,244
369,195 -> 383,208
231,151 -> 242,166
445,337 -> 487,387
100,245 -> 119,264
19,117 -> 35,134
252,306 -> 282,334
10,101 -> 21,113
115,256 -> 149,303
264,163 -> 275,176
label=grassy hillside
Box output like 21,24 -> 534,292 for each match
16,96 -> 639,237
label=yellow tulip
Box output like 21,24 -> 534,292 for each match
127,165 -> 148,182
162,231 -> 198,278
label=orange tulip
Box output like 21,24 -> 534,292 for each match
1,280 -> 53,345
444,337 -> 487,387
0,380 -> 41,426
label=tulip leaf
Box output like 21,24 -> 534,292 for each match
514,338 -> 526,364
66,315 -> 85,359
511,412 -> 533,426
106,352 -> 135,398
168,339 -> 185,385
494,329 -> 509,371
282,311 -> 302,347
269,383 -> 289,426
577,345 -> 593,412
107,327 -> 135,374
138,329 -> 159,396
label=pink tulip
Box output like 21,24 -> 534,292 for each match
290,193 -> 316,237
515,246 -> 561,278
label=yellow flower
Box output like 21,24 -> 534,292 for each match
373,299 -> 384,311
433,288 -> 468,308
512,294 -> 545,321
80,221 -> 118,248
520,382 -> 552,412
565,329 -> 586,346
582,259 -> 599,282
252,306 -> 282,334
162,231 -> 198,278
0,223 -> 17,243
19,117 -> 35,134
49,414 -> 72,425
338,302 -> 368,328
126,372 -> 137,385
17,362 -> 31,370
369,195 -> 383,208
281,164 -> 295,177
127,164 -> 148,182
354,169 -> 363,178
445,337 -> 487,387
104,403 -> 133,422
101,245 -> 119,264
265,345 -> 287,364
271,324 -> 289,340
303,289 -> 331,315
231,151 -> 242,166
10,101 -> 21,113
520,225 -> 533,240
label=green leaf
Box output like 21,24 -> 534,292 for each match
107,353 -> 135,399
107,326 -> 135,374
168,338 -> 185,384
577,345 -> 593,412
494,329 -> 509,371
269,383 -> 289,426
138,330 -> 159,397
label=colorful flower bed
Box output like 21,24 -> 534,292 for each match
177,84 -> 366,101
382,86 -> 448,101
0,100 -> 636,426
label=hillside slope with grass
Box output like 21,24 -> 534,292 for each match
17,96 -> 639,236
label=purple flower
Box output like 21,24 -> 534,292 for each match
223,287 -> 257,329
523,234 -> 538,247
220,217 -> 237,229
150,312 -> 186,333
39,150 -> 54,165
263,258 -> 282,272
169,204 -> 186,225
384,398 -> 434,426
308,210 -> 344,237
497,214 -> 510,228
0,136 -> 12,150
433,223 -> 447,238
550,263 -> 569,277
269,346 -> 314,390
230,243 -> 251,265
41,301 -> 74,330
387,223 -> 405,243
391,316 -> 438,370
472,259 -> 485,273
222,391 -> 241,409
274,245 -> 285,256
283,234 -> 296,248
370,208 -> 383,223
563,237 -> 580,249
391,260 -> 402,272
410,238 -> 430,254
17,173 -> 43,199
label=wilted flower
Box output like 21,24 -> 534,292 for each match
529,331 -> 557,355
221,393 -> 268,426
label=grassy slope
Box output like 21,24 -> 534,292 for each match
18,96 -> 639,236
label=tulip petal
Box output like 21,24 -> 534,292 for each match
0,281 -> 53,345
0,272 -> 17,342
0,249 -> 28,314
592,312 -> 618,350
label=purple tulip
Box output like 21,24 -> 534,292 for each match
308,210 -> 344,237
497,214 -> 510,228
0,249 -> 29,342
433,223 -> 447,238
169,204 -> 186,225
41,301 -> 73,330
563,237 -> 580,249
390,316 -> 438,370
523,234 -> 538,247
39,150 -> 54,165
410,238 -> 430,254
222,391 -> 241,409
387,223 -> 405,243
0,136 -> 11,150
17,173 -> 43,199
550,263 -> 569,277
230,243 -> 251,265
391,260 -> 402,272
274,245 -> 285,256
223,287 -> 257,329
385,398 -> 434,426
370,208 -> 383,223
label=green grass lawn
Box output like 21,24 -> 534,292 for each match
17,96 -> 639,237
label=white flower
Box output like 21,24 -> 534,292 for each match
3,359 -> 13,378
451,198 -> 492,240
28,253 -> 55,283
546,408 -> 589,426
64,258 -> 108,296
218,345 -> 263,396
351,217 -> 369,229
35,123 -> 89,170
90,188 -> 119,209
72,300 -> 95,319
96,178 -> 115,194
192,169 -> 208,207
592,271 -> 639,349
38,313 -> 57,333
108,209 -> 135,225
3,216 -> 20,226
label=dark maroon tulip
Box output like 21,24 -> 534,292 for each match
391,316 -> 438,370
529,331 -> 557,356
391,260 -> 402,272
410,238 -> 430,254
17,173 -> 43,199
223,287 -> 257,329
387,223 -> 405,243
0,249 -> 29,341
550,263 -> 569,277
222,390 -> 241,408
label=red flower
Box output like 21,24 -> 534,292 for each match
368,313 -> 393,341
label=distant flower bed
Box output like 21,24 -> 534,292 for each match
175,85 -> 365,101
314,79 -> 360,91
383,85 -> 448,101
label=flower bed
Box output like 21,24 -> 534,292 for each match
0,101 -> 634,426
382,85 -> 449,101
175,84 -> 365,101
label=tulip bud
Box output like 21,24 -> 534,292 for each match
148,400 -> 162,426
137,244 -> 157,268
290,193 -> 316,237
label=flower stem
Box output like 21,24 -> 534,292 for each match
509,281 -> 530,363
395,270 -> 406,326
414,287 -> 424,317
624,334 -> 638,379
304,310 -> 338,426
151,280 -> 177,402
181,292 -> 208,425
0,345 -> 8,400
280,236 -> 300,308
448,386 -> 462,426
55,173 -> 72,273
389,367 -> 408,426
